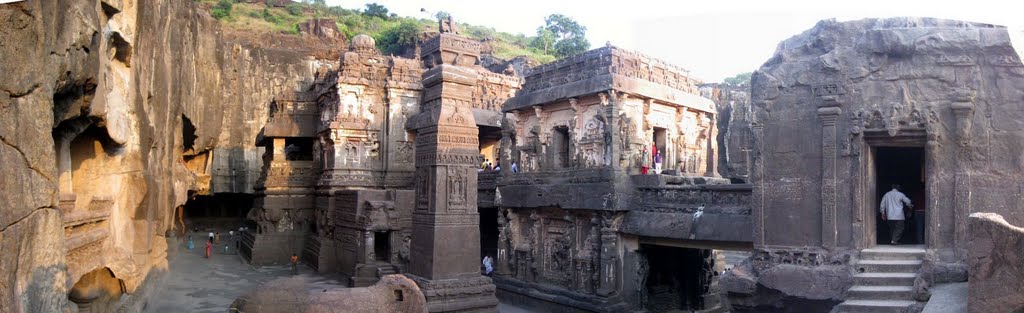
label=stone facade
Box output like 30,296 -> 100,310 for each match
494,46 -> 749,313
724,17 -> 1024,311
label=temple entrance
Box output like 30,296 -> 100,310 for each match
873,147 -> 926,245
639,245 -> 713,312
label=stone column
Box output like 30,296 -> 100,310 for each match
818,97 -> 842,248
704,112 -> 719,177
495,210 -> 510,276
751,119 -> 765,248
407,30 -> 498,313
596,214 -> 620,296
950,89 -> 974,259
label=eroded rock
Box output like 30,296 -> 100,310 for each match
968,212 -> 1024,313
231,274 -> 427,313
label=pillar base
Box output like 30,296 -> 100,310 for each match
407,274 -> 498,313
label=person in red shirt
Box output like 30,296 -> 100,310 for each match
205,239 -> 212,258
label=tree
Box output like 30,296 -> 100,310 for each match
538,14 -> 590,58
434,11 -> 450,21
211,0 -> 232,20
723,72 -> 752,86
364,3 -> 389,19
530,26 -> 555,53
376,20 -> 421,55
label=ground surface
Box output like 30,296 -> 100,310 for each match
144,232 -> 344,313
145,231 -> 534,312
922,282 -> 967,313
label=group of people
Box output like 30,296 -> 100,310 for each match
479,159 -> 519,173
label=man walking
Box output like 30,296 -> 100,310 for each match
880,184 -> 913,245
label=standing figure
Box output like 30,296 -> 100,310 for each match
880,184 -> 913,245
205,239 -> 212,258
187,235 -> 194,250
290,253 -> 300,275
482,255 -> 494,276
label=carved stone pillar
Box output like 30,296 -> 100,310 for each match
751,119 -> 766,248
596,214 -> 619,297
495,210 -> 511,276
704,112 -> 719,177
407,28 -> 497,312
818,97 -> 842,248
951,89 -> 974,259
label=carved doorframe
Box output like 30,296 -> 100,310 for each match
860,130 -> 931,249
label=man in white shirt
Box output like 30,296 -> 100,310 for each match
880,184 -> 913,245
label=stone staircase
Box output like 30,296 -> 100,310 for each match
376,264 -> 398,278
836,245 -> 924,313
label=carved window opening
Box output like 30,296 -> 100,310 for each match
639,245 -> 712,311
284,138 -> 314,161
181,114 -> 197,153
871,146 -> 926,246
374,231 -> 391,262
393,289 -> 404,302
478,126 -> 502,170
552,126 -> 571,169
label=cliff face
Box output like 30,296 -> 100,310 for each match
0,0 -> 334,311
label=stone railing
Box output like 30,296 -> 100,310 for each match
63,195 -> 114,253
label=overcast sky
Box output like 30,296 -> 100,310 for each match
329,0 -> 1021,82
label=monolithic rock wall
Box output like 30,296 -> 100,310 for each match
750,18 -> 1024,253
0,0 -> 333,311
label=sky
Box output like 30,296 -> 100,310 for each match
328,0 -> 1022,82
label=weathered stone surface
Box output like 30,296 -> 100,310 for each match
232,274 -> 427,313
720,263 -> 757,294
739,16 -> 1024,309
1,0 -> 334,310
759,264 -> 850,300
967,212 -> 1024,313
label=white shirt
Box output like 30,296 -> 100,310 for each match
880,189 -> 912,220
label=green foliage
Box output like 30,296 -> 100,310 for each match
376,20 -> 422,55
261,8 -> 279,23
198,0 -> 563,65
530,27 -> 555,53
211,0 -> 233,19
539,14 -> 590,58
286,3 -> 303,16
723,72 -> 752,86
435,11 -> 450,20
363,3 -> 389,19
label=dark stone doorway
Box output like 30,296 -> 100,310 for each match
874,147 -> 926,245
640,245 -> 712,312
374,231 -> 390,262
183,193 -> 253,231
478,207 -> 498,262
